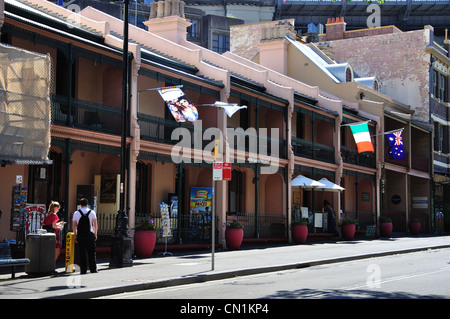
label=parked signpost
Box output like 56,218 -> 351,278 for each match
211,140 -> 231,270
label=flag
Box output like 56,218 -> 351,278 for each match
157,86 -> 198,122
211,102 -> 247,117
349,122 -> 374,153
386,130 -> 405,159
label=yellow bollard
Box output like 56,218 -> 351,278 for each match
65,232 -> 75,273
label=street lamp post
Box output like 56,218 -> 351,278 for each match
109,0 -> 133,268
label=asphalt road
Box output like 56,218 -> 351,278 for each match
101,248 -> 450,299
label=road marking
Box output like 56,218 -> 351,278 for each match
342,266 -> 450,290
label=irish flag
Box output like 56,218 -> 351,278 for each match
349,122 -> 374,153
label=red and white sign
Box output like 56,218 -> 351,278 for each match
222,162 -> 231,181
213,162 -> 231,181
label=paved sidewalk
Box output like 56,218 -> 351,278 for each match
1,235 -> 449,299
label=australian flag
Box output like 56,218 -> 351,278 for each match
386,130 -> 405,159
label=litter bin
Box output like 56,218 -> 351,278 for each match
25,232 -> 56,275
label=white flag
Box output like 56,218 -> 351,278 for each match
208,102 -> 247,117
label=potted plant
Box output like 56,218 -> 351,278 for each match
379,215 -> 393,237
291,218 -> 308,244
409,218 -> 421,236
225,217 -> 244,250
134,216 -> 157,258
339,218 -> 358,240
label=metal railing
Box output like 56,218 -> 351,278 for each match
51,94 -> 122,135
229,213 -> 287,239
292,137 -> 335,163
97,212 -> 288,244
341,146 -> 376,168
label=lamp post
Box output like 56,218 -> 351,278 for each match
109,0 -> 133,268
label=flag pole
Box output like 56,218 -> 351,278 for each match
340,120 -> 370,127
371,127 -> 404,137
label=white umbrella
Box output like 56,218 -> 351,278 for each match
291,174 -> 325,189
315,178 -> 345,192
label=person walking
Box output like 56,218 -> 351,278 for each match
72,198 -> 98,274
324,200 -> 340,238
43,201 -> 65,262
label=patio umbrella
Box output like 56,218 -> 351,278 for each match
315,178 -> 345,192
291,174 -> 325,189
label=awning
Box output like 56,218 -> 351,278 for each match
291,174 -> 325,189
315,178 -> 345,192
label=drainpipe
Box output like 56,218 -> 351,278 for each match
64,138 -> 71,223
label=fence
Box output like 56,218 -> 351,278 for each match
96,212 -> 288,244
229,213 -> 287,239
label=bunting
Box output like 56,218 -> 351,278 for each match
157,86 -> 198,122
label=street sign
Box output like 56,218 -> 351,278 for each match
213,162 -> 231,181
213,162 -> 223,180
222,162 -> 231,181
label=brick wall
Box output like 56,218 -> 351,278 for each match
230,20 -> 295,60
320,29 -> 431,122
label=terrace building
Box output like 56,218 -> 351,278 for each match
316,17 -> 446,232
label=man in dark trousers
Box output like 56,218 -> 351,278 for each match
72,198 -> 98,274
324,200 -> 340,238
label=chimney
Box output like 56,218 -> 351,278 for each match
259,20 -> 296,75
444,28 -> 449,56
324,16 -> 346,41
144,0 -> 190,44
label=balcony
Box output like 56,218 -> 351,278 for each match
292,137 -> 335,163
411,153 -> 429,172
138,114 -> 287,158
51,94 -> 122,135
341,145 -> 376,168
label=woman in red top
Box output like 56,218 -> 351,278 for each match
43,201 -> 65,262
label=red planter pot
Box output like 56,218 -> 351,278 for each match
134,230 -> 156,258
225,228 -> 244,250
380,222 -> 393,237
409,222 -> 421,236
341,223 -> 356,240
292,224 -> 308,244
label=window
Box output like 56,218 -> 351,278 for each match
373,80 -> 380,92
432,70 -> 438,97
439,74 -> 446,101
187,19 -> 200,39
435,122 -> 444,152
228,170 -> 244,214
212,33 -> 230,54
345,67 -> 352,82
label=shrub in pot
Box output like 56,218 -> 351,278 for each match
339,218 -> 358,240
409,219 -> 421,236
379,216 -> 393,237
225,217 -> 244,250
134,217 -> 157,258
291,218 -> 308,244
